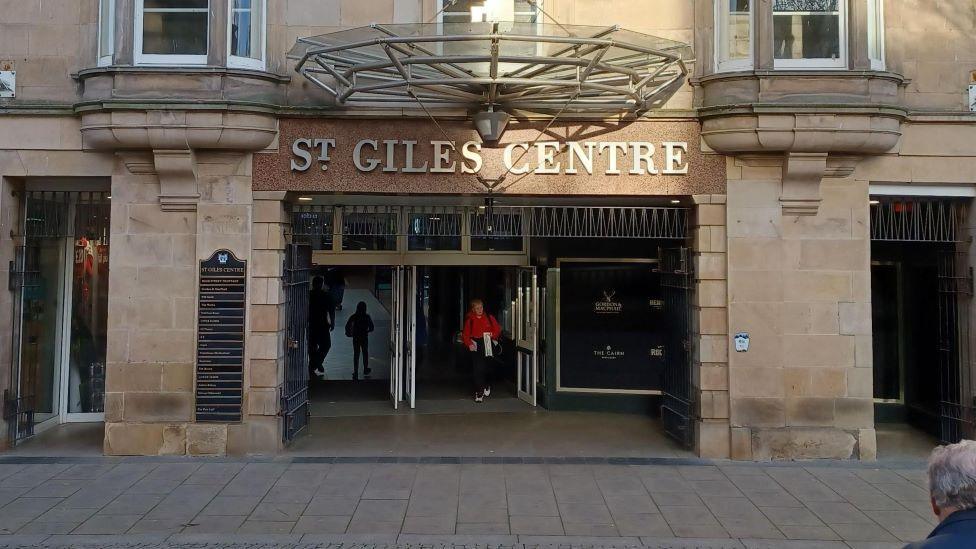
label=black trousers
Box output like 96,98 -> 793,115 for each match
471,342 -> 490,393
309,329 -> 331,374
352,337 -> 369,375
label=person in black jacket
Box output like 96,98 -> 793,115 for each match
905,440 -> 976,549
308,276 -> 335,381
344,301 -> 374,380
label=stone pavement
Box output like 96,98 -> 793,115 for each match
0,456 -> 932,549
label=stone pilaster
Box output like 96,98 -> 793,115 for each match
726,156 -> 875,460
693,194 -> 730,459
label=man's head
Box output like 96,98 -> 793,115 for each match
928,440 -> 976,521
312,276 -> 324,290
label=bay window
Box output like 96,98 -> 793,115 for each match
716,0 -> 753,72
135,0 -> 210,65
98,0 -> 115,66
773,0 -> 846,69
228,0 -> 266,70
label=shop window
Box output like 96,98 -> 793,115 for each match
228,0 -> 266,70
470,210 -> 524,252
867,0 -> 885,70
135,0 -> 210,65
407,213 -> 462,251
715,0 -> 753,72
98,0 -> 115,67
773,0 -> 846,69
342,209 -> 398,252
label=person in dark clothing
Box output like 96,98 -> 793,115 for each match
308,276 -> 335,381
905,440 -> 976,549
325,268 -> 346,311
344,301 -> 375,380
461,298 -> 501,403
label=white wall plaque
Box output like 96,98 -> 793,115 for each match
0,71 -> 14,98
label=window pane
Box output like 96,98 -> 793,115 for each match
342,211 -> 397,251
143,11 -> 209,55
231,0 -> 264,61
867,0 -> 883,67
145,0 -> 208,8
718,0 -> 750,65
99,0 -> 113,59
407,213 -> 462,251
773,0 -> 841,60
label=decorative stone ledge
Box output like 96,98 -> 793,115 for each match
694,70 -> 908,216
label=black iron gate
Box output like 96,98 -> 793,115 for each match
658,247 -> 695,448
4,245 -> 40,445
937,250 -> 974,444
281,243 -> 312,444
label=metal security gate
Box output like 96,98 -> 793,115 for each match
4,245 -> 41,444
281,243 -> 312,444
658,247 -> 694,448
937,250 -> 974,443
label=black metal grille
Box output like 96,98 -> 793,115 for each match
658,247 -> 695,448
281,244 -> 312,444
5,245 -> 42,445
938,250 -> 974,444
293,205 -> 688,240
870,198 -> 967,243
22,191 -> 110,242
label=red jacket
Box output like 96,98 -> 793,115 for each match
462,312 -> 500,347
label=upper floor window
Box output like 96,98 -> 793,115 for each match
135,0 -> 210,65
716,0 -> 752,72
228,0 -> 266,70
773,0 -> 846,69
442,0 -> 540,24
98,0 -> 115,67
867,0 -> 885,70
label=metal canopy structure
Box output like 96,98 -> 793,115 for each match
288,22 -> 692,114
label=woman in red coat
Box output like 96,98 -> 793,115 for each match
461,298 -> 501,402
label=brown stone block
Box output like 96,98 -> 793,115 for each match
710,225 -> 727,253
247,388 -> 278,416
847,367 -> 873,398
730,427 -> 753,460
731,367 -> 784,398
783,271 -> 853,303
751,428 -> 856,460
730,397 -> 786,428
252,250 -> 283,278
699,390 -> 730,420
115,235 -> 175,268
162,363 -> 194,392
106,363 -> 161,392
187,424 -> 227,456
250,358 -> 280,388
858,428 -> 878,461
129,298 -> 174,329
250,304 -> 282,333
173,235 -> 196,267
786,397 -> 836,427
730,271 -> 783,303
126,204 -> 195,234
123,393 -> 193,422
699,364 -> 729,391
781,211 -> 854,240
798,240 -> 868,272
697,204 -> 726,227
835,398 -> 874,429
727,180 -> 781,209
696,280 -> 727,308
104,392 -> 124,422
106,329 -> 128,363
248,332 -> 283,361
780,303 -> 839,335
696,420 -> 730,459
253,199 -> 287,224
129,330 -> 195,363
699,335 -> 728,363
695,252 -> 727,281
809,369 -> 848,397
783,335 -> 855,368
838,302 -> 872,336
698,307 -> 728,335
783,368 -> 812,396
174,298 -> 196,328
104,422 -> 185,456
728,239 -> 786,271
855,335 -> 873,368
727,207 -> 782,238
694,226 -> 712,253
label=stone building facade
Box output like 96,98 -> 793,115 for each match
0,0 -> 974,460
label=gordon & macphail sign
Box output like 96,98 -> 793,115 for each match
290,138 -> 690,176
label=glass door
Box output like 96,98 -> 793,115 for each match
389,266 -> 404,408
515,267 -> 538,405
403,266 -> 417,409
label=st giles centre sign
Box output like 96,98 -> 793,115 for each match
290,138 -> 691,176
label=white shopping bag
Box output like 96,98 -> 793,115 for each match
483,333 -> 493,357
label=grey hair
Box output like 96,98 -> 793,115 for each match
928,440 -> 976,511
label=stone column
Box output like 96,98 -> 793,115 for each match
693,194 -> 731,459
231,191 -> 289,455
0,176 -> 20,450
726,156 -> 875,460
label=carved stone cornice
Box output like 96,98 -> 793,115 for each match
781,153 -> 828,216
153,150 -> 200,212
80,110 -> 277,152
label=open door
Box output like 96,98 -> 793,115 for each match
403,266 -> 417,409
515,267 -> 538,406
390,266 -> 403,409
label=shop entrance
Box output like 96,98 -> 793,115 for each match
4,189 -> 111,446
308,265 -> 536,415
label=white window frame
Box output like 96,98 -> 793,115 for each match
867,0 -> 885,71
134,0 -> 210,66
437,0 -> 543,30
227,0 -> 267,70
773,0 -> 848,70
715,0 -> 754,73
97,0 -> 115,67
